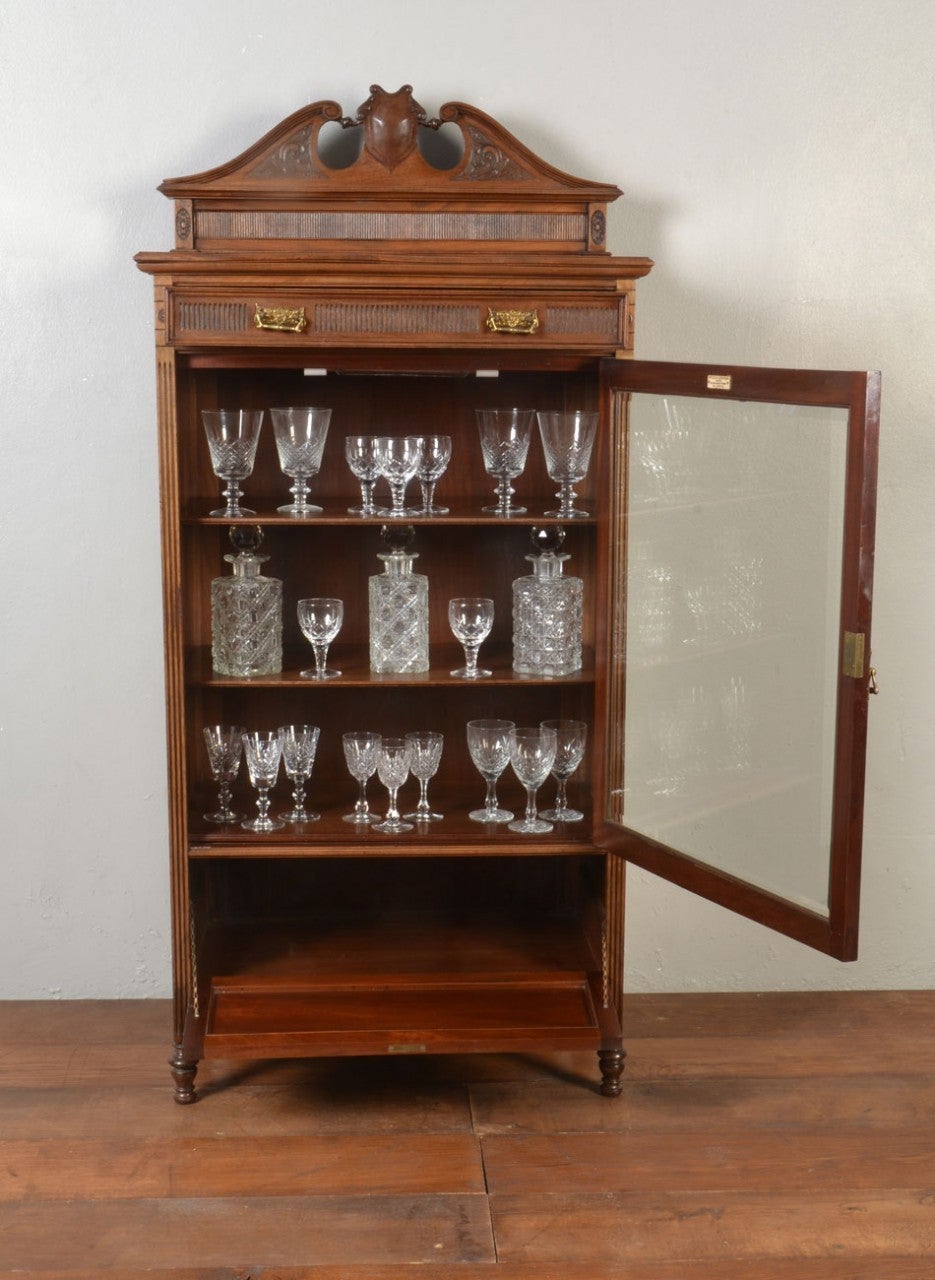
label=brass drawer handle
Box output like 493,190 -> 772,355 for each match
486,308 -> 539,335
254,305 -> 307,333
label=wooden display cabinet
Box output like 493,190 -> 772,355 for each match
136,86 -> 879,1103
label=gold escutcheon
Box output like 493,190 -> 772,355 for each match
254,305 -> 308,333
486,308 -> 540,335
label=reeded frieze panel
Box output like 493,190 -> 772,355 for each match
195,210 -> 586,244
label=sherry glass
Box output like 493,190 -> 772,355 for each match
297,597 -> 343,679
373,737 -> 413,834
342,730 -> 382,824
202,409 -> 264,517
466,718 -> 515,824
278,723 -> 321,823
404,731 -> 444,822
241,729 -> 284,833
414,434 -> 452,514
536,410 -> 599,519
448,596 -> 494,678
374,435 -> 420,517
539,718 -> 587,822
345,435 -> 384,516
202,724 -> 245,824
507,725 -> 558,834
270,406 -> 331,516
476,408 -> 535,516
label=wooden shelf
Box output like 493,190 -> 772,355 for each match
184,502 -> 598,528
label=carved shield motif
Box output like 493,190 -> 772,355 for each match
357,84 -> 425,170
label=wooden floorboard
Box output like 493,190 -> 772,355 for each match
0,992 -> 933,1274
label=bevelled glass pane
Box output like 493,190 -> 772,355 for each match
607,392 -> 848,916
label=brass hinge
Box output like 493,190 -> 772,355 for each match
842,631 -> 865,679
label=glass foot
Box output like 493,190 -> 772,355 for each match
539,806 -> 585,822
543,507 -> 590,519
279,809 -> 321,823
403,810 -> 443,821
300,668 -> 342,680
241,815 -> 285,833
372,817 -> 414,833
204,810 -> 244,824
420,504 -> 450,515
278,502 -> 323,516
342,811 -> 375,824
507,817 -> 553,834
450,667 -> 492,679
347,504 -> 387,516
468,806 -> 514,823
481,503 -> 526,516
209,505 -> 255,517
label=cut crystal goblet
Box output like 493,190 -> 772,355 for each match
466,718 -> 515,824
270,406 -> 331,516
345,435 -> 384,516
241,729 -> 284,833
342,730 -> 382,824
278,723 -> 321,823
374,435 -> 420,517
538,718 -> 587,822
202,409 -> 264,517
476,408 -> 535,516
404,731 -> 444,822
373,737 -> 413,834
202,724 -> 245,824
414,434 -> 452,514
297,597 -> 343,679
536,410 -> 599,519
507,725 -> 558,834
449,596 -> 494,678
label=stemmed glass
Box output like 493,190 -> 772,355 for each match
404,731 -> 444,822
241,730 -> 284,833
202,409 -> 264,517
539,719 -> 587,823
536,410 -> 599,519
297,597 -> 343,679
373,737 -> 413,834
345,435 -> 384,516
507,725 -> 558,834
342,730 -> 382,824
414,434 -> 452,514
270,406 -> 331,516
278,724 -> 320,823
374,436 -> 421,517
202,724 -> 245,824
476,408 -> 535,516
448,597 -> 494,678
466,719 -> 515,824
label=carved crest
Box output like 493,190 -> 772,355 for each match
354,84 -> 429,171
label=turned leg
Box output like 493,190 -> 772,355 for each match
598,1046 -> 625,1097
169,1044 -> 198,1104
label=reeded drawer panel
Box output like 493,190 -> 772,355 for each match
167,291 -> 626,349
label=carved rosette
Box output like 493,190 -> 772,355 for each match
175,204 -> 193,246
590,209 -> 606,246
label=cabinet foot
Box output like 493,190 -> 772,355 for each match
598,1046 -> 625,1097
169,1045 -> 198,1104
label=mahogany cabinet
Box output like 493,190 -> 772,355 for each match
136,86 -> 880,1102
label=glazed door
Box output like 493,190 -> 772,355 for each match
596,360 -> 879,959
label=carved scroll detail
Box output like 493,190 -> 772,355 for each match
252,125 -> 324,178
455,126 -> 531,181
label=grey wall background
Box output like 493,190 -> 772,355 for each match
1,0 -> 932,996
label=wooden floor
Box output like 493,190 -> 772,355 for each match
0,992 -> 933,1278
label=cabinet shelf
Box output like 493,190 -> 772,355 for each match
184,502 -> 597,528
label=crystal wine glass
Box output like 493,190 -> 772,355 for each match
538,718 -> 587,822
374,435 -> 420,517
373,737 -> 413,834
297,597 -> 343,679
270,406 -> 331,516
448,596 -> 494,678
476,408 -> 535,516
241,729 -> 284,833
342,730 -> 382,824
466,718 -> 515,824
345,435 -> 384,516
536,410 -> 599,519
202,724 -> 245,824
404,731 -> 444,822
414,434 -> 452,515
278,723 -> 321,823
507,725 -> 558,834
202,409 -> 264,518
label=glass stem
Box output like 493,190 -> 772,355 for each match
389,480 -> 406,514
559,481 -> 575,515
314,643 -> 328,675
386,785 -> 400,821
484,777 -> 498,813
356,778 -> 370,817
256,786 -> 270,822
524,786 -> 538,826
463,643 -> 479,675
417,778 -> 430,816
554,776 -> 568,814
292,474 -> 309,506
218,779 -> 232,816
361,479 -> 376,513
292,778 -> 306,811
421,479 -> 435,511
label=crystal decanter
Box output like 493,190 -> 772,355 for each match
512,525 -> 583,676
211,526 -> 283,676
368,524 -> 429,673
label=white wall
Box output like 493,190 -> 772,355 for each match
1,0 -> 931,996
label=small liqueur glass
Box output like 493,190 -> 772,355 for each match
374,435 -> 421,517
297,597 -> 343,679
202,724 -> 245,824
373,737 -> 413,834
342,730 -> 382,824
507,725 -> 558,835
404,731 -> 444,822
241,729 -> 284,833
476,408 -> 535,516
202,408 -> 264,517
536,410 -> 599,519
414,434 -> 452,514
538,718 -> 587,823
345,435 -> 384,516
449,596 -> 494,678
270,406 -> 332,516
278,723 -> 321,823
466,718 -> 515,824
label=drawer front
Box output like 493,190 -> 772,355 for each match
167,291 -> 627,349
